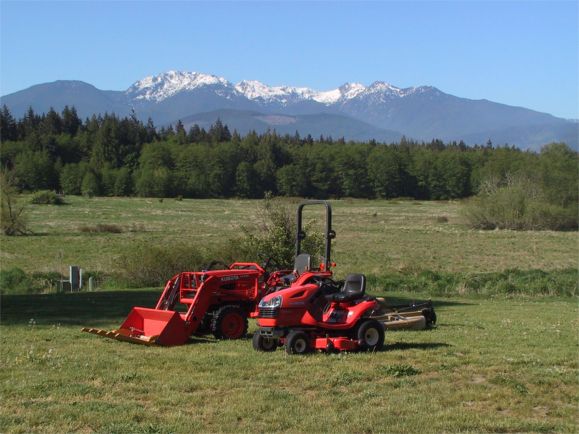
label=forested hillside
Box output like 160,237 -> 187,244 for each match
0,105 -> 575,201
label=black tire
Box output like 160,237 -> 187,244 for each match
252,332 -> 278,352
355,319 -> 385,351
285,330 -> 311,355
194,311 -> 213,335
423,309 -> 437,328
211,305 -> 248,340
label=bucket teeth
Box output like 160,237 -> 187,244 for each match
81,327 -> 158,345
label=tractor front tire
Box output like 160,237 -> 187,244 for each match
252,332 -> 278,352
211,306 -> 248,340
195,311 -> 213,335
285,330 -> 312,355
356,319 -> 385,352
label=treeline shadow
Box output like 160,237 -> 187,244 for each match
382,295 -> 472,308
1,290 -> 160,326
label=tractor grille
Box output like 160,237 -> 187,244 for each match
258,306 -> 279,318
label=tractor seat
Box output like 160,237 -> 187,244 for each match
327,274 -> 366,302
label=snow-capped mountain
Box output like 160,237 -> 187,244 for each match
126,71 -> 234,101
125,71 -> 428,106
2,70 -> 577,150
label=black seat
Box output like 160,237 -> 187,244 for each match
327,274 -> 366,302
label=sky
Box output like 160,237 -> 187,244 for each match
1,0 -> 577,119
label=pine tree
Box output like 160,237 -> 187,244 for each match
0,105 -> 18,141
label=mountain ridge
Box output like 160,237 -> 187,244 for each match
2,71 -> 576,150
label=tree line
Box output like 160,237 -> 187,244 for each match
0,105 -> 576,204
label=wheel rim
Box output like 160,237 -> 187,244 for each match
294,337 -> 307,353
364,328 -> 379,346
222,313 -> 244,338
262,337 -> 276,350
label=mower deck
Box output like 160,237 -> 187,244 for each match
370,299 -> 436,330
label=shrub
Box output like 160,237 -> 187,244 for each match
462,174 -> 578,231
233,194 -> 324,269
31,190 -> 65,205
78,224 -> 123,233
30,271 -> 64,292
116,242 -> 209,287
0,267 -> 38,294
1,172 -> 31,236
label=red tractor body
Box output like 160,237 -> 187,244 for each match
83,262 -> 287,346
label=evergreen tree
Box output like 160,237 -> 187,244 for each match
14,150 -> 56,190
235,162 -> 258,198
81,169 -> 101,197
175,120 -> 187,144
62,106 -> 81,136
60,163 -> 87,195
113,167 -> 133,196
0,105 -> 18,141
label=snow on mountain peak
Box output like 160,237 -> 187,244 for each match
233,79 -> 369,105
125,70 -> 428,105
127,71 -> 231,101
234,80 -> 318,104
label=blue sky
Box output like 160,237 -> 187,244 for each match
1,0 -> 577,119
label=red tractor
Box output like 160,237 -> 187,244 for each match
83,260 -> 290,346
252,201 -> 385,354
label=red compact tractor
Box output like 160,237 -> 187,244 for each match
83,260 -> 289,346
253,201 -> 385,354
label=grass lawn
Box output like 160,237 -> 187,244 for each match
1,290 -> 577,433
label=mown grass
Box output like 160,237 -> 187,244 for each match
1,196 -> 577,277
1,290 -> 577,433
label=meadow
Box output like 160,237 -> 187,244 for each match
1,196 -> 576,276
1,197 -> 577,432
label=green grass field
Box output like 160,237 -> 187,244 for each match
1,290 -> 577,433
1,197 -> 578,432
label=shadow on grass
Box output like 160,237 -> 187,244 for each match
387,341 -> 451,351
1,290 -> 161,326
383,295 -> 473,308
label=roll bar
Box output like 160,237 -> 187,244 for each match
296,200 -> 336,271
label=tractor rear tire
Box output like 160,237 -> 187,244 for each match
285,330 -> 312,355
252,332 -> 278,352
211,305 -> 248,340
355,319 -> 385,351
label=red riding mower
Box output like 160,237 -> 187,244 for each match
253,200 -> 386,354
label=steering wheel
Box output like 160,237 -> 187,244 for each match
204,260 -> 229,271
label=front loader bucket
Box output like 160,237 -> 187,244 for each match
83,307 -> 190,346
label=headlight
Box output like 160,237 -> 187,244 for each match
270,295 -> 282,308
259,295 -> 282,308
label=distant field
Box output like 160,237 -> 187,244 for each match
1,196 -> 576,279
1,290 -> 577,433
